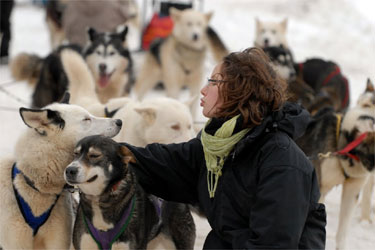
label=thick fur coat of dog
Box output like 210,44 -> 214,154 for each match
0,95 -> 122,249
10,27 -> 132,108
61,48 -> 196,146
294,58 -> 350,113
64,135 -> 196,249
296,103 -> 375,249
357,79 -> 375,223
133,7 -> 228,117
254,18 -> 289,48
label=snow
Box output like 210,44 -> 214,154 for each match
0,0 -> 374,249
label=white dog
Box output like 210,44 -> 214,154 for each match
0,95 -> 122,249
133,8 -> 228,118
61,49 -> 196,147
254,18 -> 289,48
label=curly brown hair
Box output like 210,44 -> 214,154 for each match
216,47 -> 287,127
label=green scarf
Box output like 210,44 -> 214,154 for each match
201,115 -> 251,198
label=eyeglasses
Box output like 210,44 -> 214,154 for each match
207,78 -> 227,86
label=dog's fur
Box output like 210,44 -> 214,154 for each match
133,7 -> 228,117
254,18 -> 289,48
64,135 -> 196,249
357,79 -> 375,223
61,49 -> 195,145
296,104 -> 375,249
0,94 -> 122,249
84,27 -> 135,103
294,58 -> 350,114
262,46 -> 315,110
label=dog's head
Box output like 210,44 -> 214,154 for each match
20,93 -> 122,142
340,107 -> 375,172
84,26 -> 132,89
263,46 -> 296,81
357,78 -> 375,109
254,18 -> 288,48
64,135 -> 135,196
134,97 -> 195,144
170,7 -> 213,50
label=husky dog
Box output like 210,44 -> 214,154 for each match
254,18 -> 289,48
0,93 -> 122,249
10,27 -> 132,108
296,105 -> 375,250
64,135 -> 196,249
294,58 -> 350,114
358,79 -> 375,222
133,7 -> 228,117
84,27 -> 135,103
262,46 -> 315,110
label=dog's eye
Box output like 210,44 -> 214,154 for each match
89,154 -> 101,159
83,117 -> 91,122
108,51 -> 115,56
171,124 -> 180,130
96,51 -> 102,55
261,29 -> 266,34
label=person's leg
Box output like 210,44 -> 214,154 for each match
0,0 -> 15,63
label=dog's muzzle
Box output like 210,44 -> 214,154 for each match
65,166 -> 78,182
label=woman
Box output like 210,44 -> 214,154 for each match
123,47 -> 326,249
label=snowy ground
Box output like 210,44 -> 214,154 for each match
0,0 -> 374,249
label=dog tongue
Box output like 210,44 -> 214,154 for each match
99,75 -> 110,88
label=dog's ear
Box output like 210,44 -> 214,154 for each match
281,18 -> 288,31
205,11 -> 213,23
119,146 -> 136,164
366,78 -> 374,92
169,7 -> 181,21
118,25 -> 129,42
19,108 -> 65,135
87,27 -> 98,42
60,91 -> 70,104
255,17 -> 261,32
134,107 -> 156,125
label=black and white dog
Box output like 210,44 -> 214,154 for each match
64,135 -> 196,249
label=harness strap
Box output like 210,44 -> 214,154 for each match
335,114 -> 342,144
336,132 -> 368,161
83,195 -> 136,250
320,66 -> 349,108
12,163 -> 60,236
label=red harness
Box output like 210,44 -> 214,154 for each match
298,63 -> 349,108
335,132 -> 368,161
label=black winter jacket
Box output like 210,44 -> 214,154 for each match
123,102 -> 326,249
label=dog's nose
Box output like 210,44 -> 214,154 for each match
65,167 -> 78,178
264,38 -> 269,46
99,63 -> 107,72
192,34 -> 199,41
115,119 -> 122,127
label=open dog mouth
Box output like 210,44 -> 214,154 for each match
98,69 -> 115,88
86,175 -> 98,183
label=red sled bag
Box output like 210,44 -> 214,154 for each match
141,13 -> 173,50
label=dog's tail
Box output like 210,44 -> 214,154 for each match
10,52 -> 44,86
206,26 -> 229,62
60,49 -> 98,105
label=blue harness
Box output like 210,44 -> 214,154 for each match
12,163 -> 60,236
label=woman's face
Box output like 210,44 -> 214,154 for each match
200,63 -> 225,118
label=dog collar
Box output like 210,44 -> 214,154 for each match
83,195 -> 136,250
12,163 -> 60,236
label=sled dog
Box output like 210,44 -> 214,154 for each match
133,7 -> 228,118
254,18 -> 289,48
65,135 -> 196,249
296,104 -> 375,250
0,93 -> 122,249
